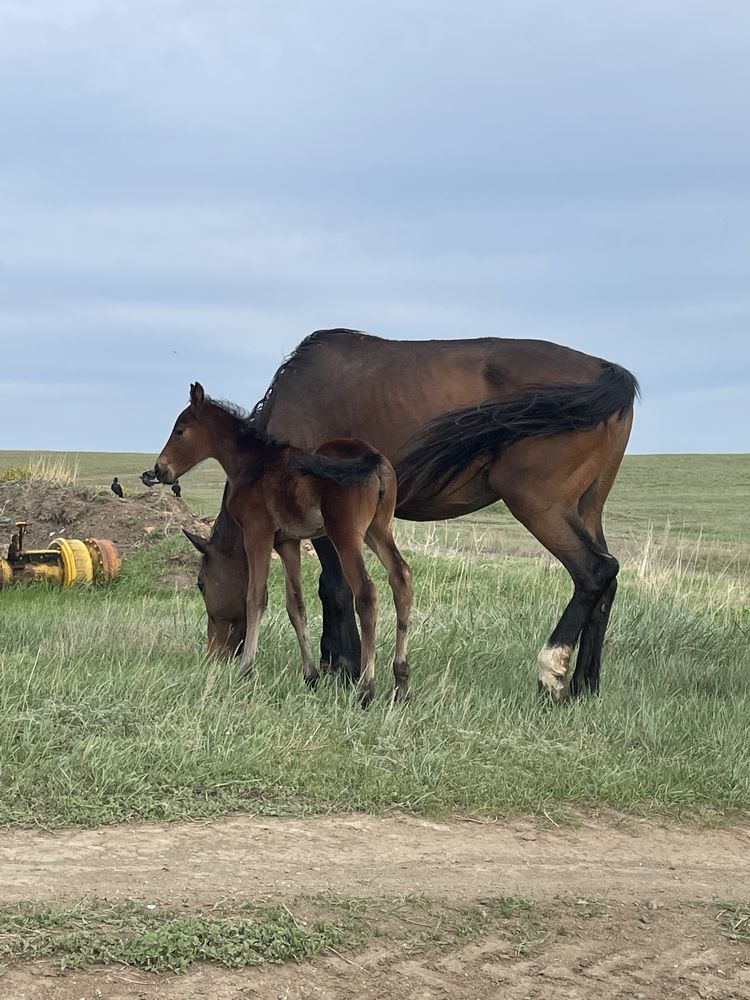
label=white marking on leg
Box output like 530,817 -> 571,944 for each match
537,643 -> 573,701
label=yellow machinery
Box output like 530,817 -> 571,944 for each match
0,522 -> 121,589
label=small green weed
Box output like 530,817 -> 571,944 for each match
0,901 -> 354,973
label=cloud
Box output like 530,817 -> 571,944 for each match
0,0 -> 748,452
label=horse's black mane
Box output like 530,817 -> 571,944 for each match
249,328 -> 379,426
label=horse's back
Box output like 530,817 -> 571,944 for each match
263,331 -> 609,458
315,437 -> 382,462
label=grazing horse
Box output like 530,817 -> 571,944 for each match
185,330 -> 638,703
155,383 -> 412,705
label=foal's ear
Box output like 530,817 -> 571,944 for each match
183,528 -> 210,555
189,382 -> 206,411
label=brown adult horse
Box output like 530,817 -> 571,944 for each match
156,384 -> 412,705
184,330 -> 638,703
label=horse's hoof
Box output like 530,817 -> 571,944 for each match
238,665 -> 254,681
304,672 -> 320,690
537,679 -> 570,705
334,655 -> 361,685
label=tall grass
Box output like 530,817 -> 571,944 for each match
0,454 -> 80,486
0,531 -> 747,828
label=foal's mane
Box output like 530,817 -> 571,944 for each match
206,396 -> 285,451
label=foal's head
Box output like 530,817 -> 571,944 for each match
155,382 -> 216,484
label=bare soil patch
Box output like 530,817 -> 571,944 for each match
0,813 -> 748,999
0,481 -> 211,559
0,481 -> 315,571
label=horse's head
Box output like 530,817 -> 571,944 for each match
155,382 -> 214,484
183,514 -> 247,659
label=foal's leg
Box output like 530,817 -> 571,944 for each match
366,522 -> 413,702
237,526 -> 275,680
276,539 -> 320,689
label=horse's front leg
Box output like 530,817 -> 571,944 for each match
237,522 -> 275,680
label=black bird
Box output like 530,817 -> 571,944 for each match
171,480 -> 182,499
111,477 -> 124,498
140,470 -> 159,488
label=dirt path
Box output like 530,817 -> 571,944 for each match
2,812 -> 748,906
1,813 -> 749,999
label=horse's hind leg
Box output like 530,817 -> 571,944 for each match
571,516 -> 616,697
324,521 -> 379,707
571,430 -> 629,696
311,537 -> 361,683
491,449 -> 619,700
507,501 -> 618,702
276,540 -> 319,689
366,521 -> 413,703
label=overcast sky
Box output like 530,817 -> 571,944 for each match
0,0 -> 748,454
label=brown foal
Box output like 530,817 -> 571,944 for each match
155,383 -> 412,705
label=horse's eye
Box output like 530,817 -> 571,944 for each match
197,579 -> 205,593
174,427 -> 184,438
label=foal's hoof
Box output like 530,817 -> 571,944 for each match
393,661 -> 411,705
357,680 -> 375,709
304,672 -> 320,691
238,664 -> 255,681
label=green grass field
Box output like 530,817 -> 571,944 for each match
0,451 -> 748,828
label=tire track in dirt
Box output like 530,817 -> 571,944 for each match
2,813 -> 749,999
3,902 -> 750,999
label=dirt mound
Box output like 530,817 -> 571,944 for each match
0,481 -> 213,559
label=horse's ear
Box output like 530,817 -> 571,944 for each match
183,528 -> 210,555
190,382 -> 205,411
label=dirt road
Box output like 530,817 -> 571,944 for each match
1,812 -> 749,999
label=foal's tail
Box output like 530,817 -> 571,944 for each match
397,363 -> 640,501
296,451 -> 383,488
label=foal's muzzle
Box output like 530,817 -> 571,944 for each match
154,462 -> 173,485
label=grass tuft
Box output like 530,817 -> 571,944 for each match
717,904 -> 750,944
0,455 -> 80,486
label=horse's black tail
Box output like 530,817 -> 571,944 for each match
397,363 -> 639,500
296,451 -> 382,487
